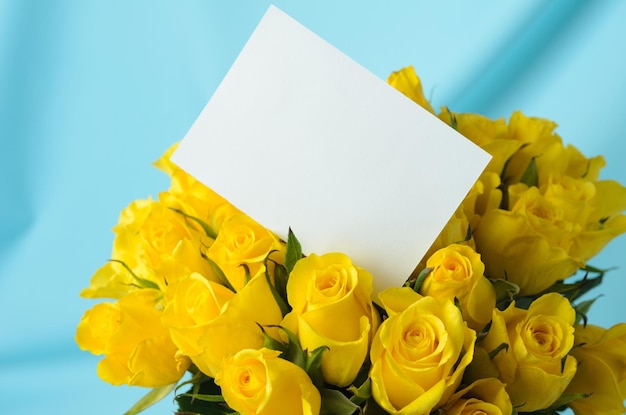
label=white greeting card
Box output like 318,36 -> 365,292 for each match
172,5 -> 491,293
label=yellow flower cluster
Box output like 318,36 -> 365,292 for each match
393,65 -> 626,296
76,67 -> 626,415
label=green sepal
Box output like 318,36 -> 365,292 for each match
442,107 -> 458,130
169,207 -> 217,239
263,252 -> 291,317
240,263 -> 251,286
412,267 -> 433,293
109,259 -> 160,291
574,296 -> 601,326
266,325 -> 307,369
519,157 -> 539,187
348,378 -> 372,405
491,278 -> 520,308
176,393 -> 225,403
363,398 -> 389,415
454,224 -> 472,243
488,342 -> 509,359
256,323 -> 287,352
124,382 -> 176,415
519,392 -> 592,415
305,345 -> 329,388
271,260 -> 289,310
202,255 -> 236,292
285,227 -> 303,275
320,388 -> 362,415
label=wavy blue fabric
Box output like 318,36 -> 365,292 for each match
1,1 -> 625,413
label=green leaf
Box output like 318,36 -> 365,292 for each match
169,207 -> 217,239
109,259 -> 160,290
175,377 -> 235,415
519,157 -> 539,187
124,383 -> 176,415
320,388 -> 361,415
412,267 -> 433,293
285,227 -> 303,275
305,345 -> 329,388
515,268 -> 607,309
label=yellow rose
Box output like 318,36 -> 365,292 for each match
370,288 -> 476,414
442,378 -> 512,415
387,66 -> 435,114
566,323 -> 626,415
162,274 -> 283,377
421,244 -> 495,331
469,293 -> 577,411
215,348 -> 321,415
75,289 -> 189,387
474,185 -> 583,295
207,213 -> 284,292
282,253 -> 378,387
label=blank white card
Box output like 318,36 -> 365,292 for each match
172,5 -> 490,293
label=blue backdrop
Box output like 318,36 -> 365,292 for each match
2,1 -> 625,413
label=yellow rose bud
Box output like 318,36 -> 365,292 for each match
474,185 -> 583,295
282,253 -> 378,387
505,111 -> 563,186
566,323 -> 626,415
443,378 -> 512,415
208,213 -> 284,292
468,172 -> 502,222
569,180 -> 626,261
154,143 -> 240,233
75,289 -> 189,387
438,111 -> 522,180
162,272 -> 235,357
415,206 -> 475,276
387,65 -> 435,114
215,348 -> 321,415
162,273 -> 282,377
81,198 -> 216,299
564,144 -> 605,181
470,293 -> 577,411
422,244 -> 496,331
370,290 -> 476,414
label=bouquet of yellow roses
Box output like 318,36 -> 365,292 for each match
76,67 -> 626,415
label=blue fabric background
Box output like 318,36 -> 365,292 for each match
1,1 -> 625,413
